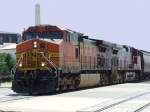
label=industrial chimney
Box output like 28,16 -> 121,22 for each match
35,3 -> 41,26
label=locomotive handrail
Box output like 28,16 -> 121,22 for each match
36,51 -> 58,70
11,54 -> 23,77
36,51 -> 58,78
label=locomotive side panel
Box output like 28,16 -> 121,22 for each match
118,46 -> 127,70
59,31 -> 81,73
82,38 -> 97,71
143,52 -> 150,73
79,38 -> 100,87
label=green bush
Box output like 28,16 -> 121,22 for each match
0,53 -> 15,76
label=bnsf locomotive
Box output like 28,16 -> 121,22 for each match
12,25 -> 150,94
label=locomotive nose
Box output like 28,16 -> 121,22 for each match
14,38 -> 60,94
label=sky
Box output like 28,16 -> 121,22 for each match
0,0 -> 150,51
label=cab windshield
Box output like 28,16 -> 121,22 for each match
23,32 -> 40,40
42,32 -> 62,39
23,32 -> 62,41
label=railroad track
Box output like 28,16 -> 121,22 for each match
77,90 -> 150,112
0,87 -> 11,88
133,102 -> 150,112
0,95 -> 34,104
0,93 -> 37,112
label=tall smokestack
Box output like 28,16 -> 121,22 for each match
35,3 -> 41,26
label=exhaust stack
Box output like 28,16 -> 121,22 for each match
35,3 -> 41,26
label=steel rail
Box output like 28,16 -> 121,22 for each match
77,90 -> 150,112
0,95 -> 34,104
133,102 -> 150,112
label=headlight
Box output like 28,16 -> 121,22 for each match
19,63 -> 22,67
33,41 -> 38,48
41,62 -> 45,67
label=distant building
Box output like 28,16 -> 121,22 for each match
0,31 -> 21,44
0,31 -> 21,58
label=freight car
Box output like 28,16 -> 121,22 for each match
12,25 -> 150,94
